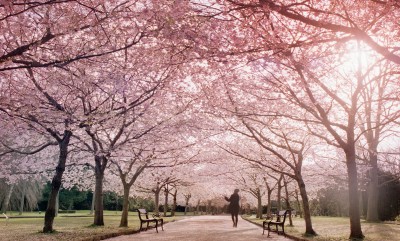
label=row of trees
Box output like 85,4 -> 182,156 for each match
38,186 -> 156,214
311,170 -> 400,221
1,1 -> 400,240
0,0 -> 205,233
196,1 -> 400,239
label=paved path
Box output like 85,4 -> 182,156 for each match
106,215 -> 293,241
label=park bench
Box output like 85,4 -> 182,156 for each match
262,210 -> 288,236
137,209 -> 164,233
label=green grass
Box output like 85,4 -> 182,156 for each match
243,215 -> 400,241
0,210 -> 189,241
5,212 -> 397,241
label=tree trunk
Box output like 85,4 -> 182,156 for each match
294,189 -> 303,218
297,178 -> 316,235
207,200 -> 212,214
196,199 -> 200,215
257,191 -> 262,219
43,130 -> 72,233
366,154 -> 379,222
119,186 -> 130,227
114,193 -> 118,214
163,187 -> 169,216
184,194 -> 191,215
185,205 -> 189,214
346,150 -> 364,239
2,184 -> 13,214
266,189 -> 272,218
277,174 -> 283,211
171,189 -> 177,217
55,191 -> 59,217
338,202 -> 343,217
93,155 -> 105,226
19,184 -> 26,215
90,189 -> 95,215
154,188 -> 161,215
284,178 -> 293,226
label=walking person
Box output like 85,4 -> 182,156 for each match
225,189 -> 240,227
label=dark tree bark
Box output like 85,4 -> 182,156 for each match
171,188 -> 177,217
90,189 -> 95,215
120,186 -> 130,227
283,177 -> 293,226
19,184 -> 26,215
206,200 -> 212,214
43,130 -> 72,233
118,163 -> 147,227
366,155 -> 379,221
263,175 -> 278,219
2,184 -> 13,214
297,178 -> 314,233
346,149 -> 363,238
184,193 -> 191,215
163,185 -> 169,216
294,189 -> 303,218
256,190 -> 262,219
196,199 -> 200,215
93,155 -> 107,226
277,174 -> 283,211
153,182 -> 163,216
266,188 -> 273,218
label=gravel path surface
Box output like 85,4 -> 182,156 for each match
106,215 -> 293,241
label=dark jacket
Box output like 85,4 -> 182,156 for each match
225,193 -> 240,214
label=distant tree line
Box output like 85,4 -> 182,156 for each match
2,179 -> 398,221
37,183 -> 156,212
310,170 -> 400,221
0,182 -> 155,213
0,178 -> 43,214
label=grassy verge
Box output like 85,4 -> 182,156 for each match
0,210 -> 190,241
242,215 -> 400,241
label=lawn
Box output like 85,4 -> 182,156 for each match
3,212 -> 399,241
0,210 -> 188,241
243,215 -> 400,241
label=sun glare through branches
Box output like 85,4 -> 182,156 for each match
1,1 -> 400,239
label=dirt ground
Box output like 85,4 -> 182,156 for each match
106,215 -> 293,241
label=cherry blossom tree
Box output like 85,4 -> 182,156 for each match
109,147 -> 155,227
263,173 -> 280,218
196,62 -> 317,234
356,60 -> 400,221
196,5 -> 399,235
194,4 -> 400,237
253,0 -> 400,65
0,67 -> 75,232
75,70 -> 170,226
3,2 -> 400,239
224,164 -> 267,218
1,0 -> 195,232
253,46 -> 370,238
0,1 -> 179,71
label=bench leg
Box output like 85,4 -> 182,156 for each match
160,219 -> 164,231
155,220 -> 158,233
140,222 -> 143,232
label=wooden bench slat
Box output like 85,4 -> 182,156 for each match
262,210 -> 289,236
137,209 -> 164,233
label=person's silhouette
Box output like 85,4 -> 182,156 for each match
225,189 -> 240,227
